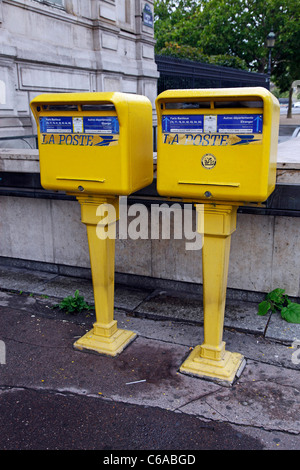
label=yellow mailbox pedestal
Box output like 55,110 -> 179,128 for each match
180,203 -> 246,383
31,92 -> 153,356
155,87 -> 279,384
72,195 -> 137,356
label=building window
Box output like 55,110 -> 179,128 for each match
34,0 -> 64,7
115,0 -> 131,25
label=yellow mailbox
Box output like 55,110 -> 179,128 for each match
31,92 -> 153,357
155,88 -> 279,385
30,92 -> 153,196
156,87 -> 279,204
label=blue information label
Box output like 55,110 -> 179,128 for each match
162,115 -> 204,133
217,114 -> 263,134
39,116 -> 119,134
83,116 -> 119,134
40,117 -> 73,133
162,114 -> 263,134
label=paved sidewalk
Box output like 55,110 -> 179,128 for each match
280,113 -> 300,126
278,135 -> 300,163
278,112 -> 300,159
0,264 -> 299,451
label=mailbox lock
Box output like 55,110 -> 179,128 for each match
205,191 -> 212,198
78,185 -> 84,192
201,154 -> 216,170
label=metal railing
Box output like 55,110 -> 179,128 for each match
155,55 -> 269,94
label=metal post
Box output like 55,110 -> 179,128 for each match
180,204 -> 246,384
73,195 -> 137,356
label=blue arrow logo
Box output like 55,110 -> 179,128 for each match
253,115 -> 263,133
95,135 -> 118,146
232,135 -> 260,145
162,116 -> 170,132
112,117 -> 119,134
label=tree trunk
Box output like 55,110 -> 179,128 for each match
287,86 -> 293,118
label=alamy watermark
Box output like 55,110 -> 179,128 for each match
0,340 -> 5,365
95,197 -> 204,251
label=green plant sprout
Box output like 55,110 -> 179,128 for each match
55,290 -> 94,315
258,288 -> 300,324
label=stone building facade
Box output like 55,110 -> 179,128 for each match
0,0 -> 159,142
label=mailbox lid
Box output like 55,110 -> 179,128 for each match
155,87 -> 279,203
31,92 -> 153,195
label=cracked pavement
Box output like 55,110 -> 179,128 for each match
0,265 -> 299,450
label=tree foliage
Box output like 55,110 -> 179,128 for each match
154,0 -> 300,92
158,42 -> 248,69
154,0 -> 202,52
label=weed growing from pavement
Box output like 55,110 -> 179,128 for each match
54,290 -> 94,315
258,288 -> 300,323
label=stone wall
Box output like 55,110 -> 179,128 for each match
0,149 -> 299,299
0,0 -> 159,143
1,195 -> 299,298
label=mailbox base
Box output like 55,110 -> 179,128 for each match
180,345 -> 246,386
74,327 -> 137,357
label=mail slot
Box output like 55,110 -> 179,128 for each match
30,92 -> 153,195
155,87 -> 279,203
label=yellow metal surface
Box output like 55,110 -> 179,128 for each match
180,345 -> 245,384
73,195 -> 137,356
74,328 -> 136,357
31,92 -> 153,356
30,92 -> 154,357
155,87 -> 279,204
157,87 -> 279,382
30,92 -> 153,196
179,204 -> 245,384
